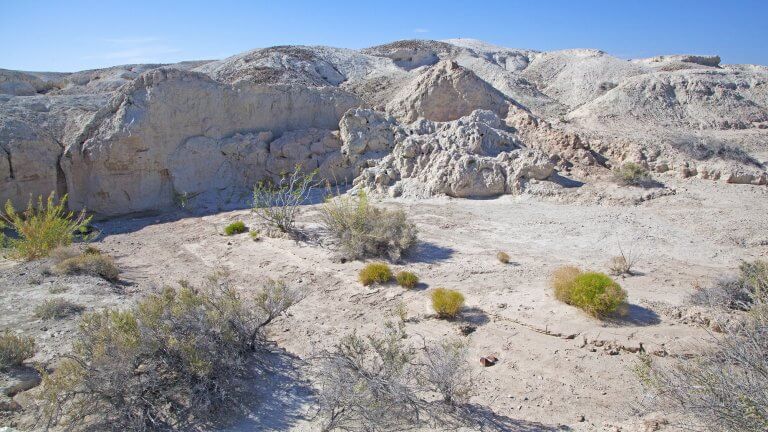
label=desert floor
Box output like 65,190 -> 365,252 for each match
2,176 -> 767,431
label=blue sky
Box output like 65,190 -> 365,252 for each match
2,0 -> 767,72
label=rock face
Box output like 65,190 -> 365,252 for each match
353,110 -> 554,198
1,38 -> 767,215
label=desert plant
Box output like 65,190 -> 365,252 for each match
0,193 -> 91,260
252,165 -> 317,233
641,303 -> 768,431
320,191 -> 418,261
431,288 -> 465,319
496,251 -> 510,264
359,262 -> 393,286
37,274 -> 302,431
613,162 -> 653,187
555,271 -> 627,317
315,323 -> 474,431
608,245 -> 637,276
224,220 -> 247,236
551,265 -> 582,303
0,330 -> 35,370
396,271 -> 419,289
691,260 -> 768,310
34,298 -> 85,320
55,252 -> 119,281
249,230 -> 261,241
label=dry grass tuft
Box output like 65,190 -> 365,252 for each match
0,330 -> 35,370
431,288 -> 465,319
55,252 -> 119,281
34,298 -> 85,320
496,251 -> 510,264
396,271 -> 419,289
359,262 -> 393,286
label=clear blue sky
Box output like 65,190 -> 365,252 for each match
2,0 -> 767,72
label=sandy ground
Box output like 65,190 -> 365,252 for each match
2,176 -> 767,431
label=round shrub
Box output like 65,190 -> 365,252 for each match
224,221 -> 247,236
567,272 -> 627,317
431,288 -> 465,319
359,263 -> 393,286
496,251 -> 510,264
396,271 -> 419,289
551,265 -> 582,303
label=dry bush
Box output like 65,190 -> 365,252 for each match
691,260 -> 768,310
641,304 -> 768,431
55,252 -> 119,281
431,288 -> 465,319
612,162 -> 653,187
224,220 -> 247,236
396,271 -> 419,289
252,165 -> 317,233
551,265 -> 582,303
608,245 -> 637,276
496,251 -> 510,264
0,193 -> 91,260
0,330 -> 35,370
551,268 -> 627,317
37,275 -> 302,431
34,298 -> 85,320
315,323 -> 473,431
320,191 -> 417,261
359,262 -> 393,286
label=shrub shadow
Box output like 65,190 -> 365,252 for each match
404,241 -> 455,264
460,307 -> 490,326
605,304 -> 661,327
456,403 -> 570,431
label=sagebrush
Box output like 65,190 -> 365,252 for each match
0,193 -> 91,260
55,251 -> 119,281
0,330 -> 35,370
613,162 -> 653,187
691,260 -> 768,310
320,191 -> 417,261
37,274 -> 302,431
34,298 -> 85,320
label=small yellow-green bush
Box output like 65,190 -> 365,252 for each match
0,330 -> 35,370
613,162 -> 652,187
551,265 -> 582,303
359,262 -> 393,286
55,253 -> 119,281
551,268 -> 627,317
0,193 -> 91,260
396,271 -> 419,289
224,220 -> 247,236
431,288 -> 465,319
249,230 -> 261,241
35,298 -> 85,320
496,251 -> 510,264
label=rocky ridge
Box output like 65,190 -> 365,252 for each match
1,39 -> 767,215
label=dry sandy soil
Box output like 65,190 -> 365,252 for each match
2,177 -> 767,431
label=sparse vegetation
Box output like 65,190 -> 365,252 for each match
613,162 -> 653,187
0,330 -> 35,370
691,260 -> 768,310
608,245 -> 637,276
34,298 -> 85,320
496,251 -> 510,264
431,288 -> 465,319
396,270 -> 419,289
359,262 -> 393,286
37,274 -> 301,431
320,191 -> 418,261
249,230 -> 261,241
551,267 -> 627,317
224,220 -> 247,236
252,165 -> 317,233
55,251 -> 119,281
315,323 -> 473,431
0,193 -> 91,260
642,291 -> 768,431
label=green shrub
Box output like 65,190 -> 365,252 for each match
496,251 -> 510,264
359,262 -> 393,286
55,253 -> 119,281
34,298 -> 85,320
396,271 -> 419,289
249,230 -> 261,241
223,220 -> 247,236
552,269 -> 627,317
613,162 -> 652,187
692,259 -> 768,310
37,276 -> 301,430
0,193 -> 91,260
253,165 -> 317,233
0,330 -> 35,370
320,191 -> 418,261
431,288 -> 465,319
